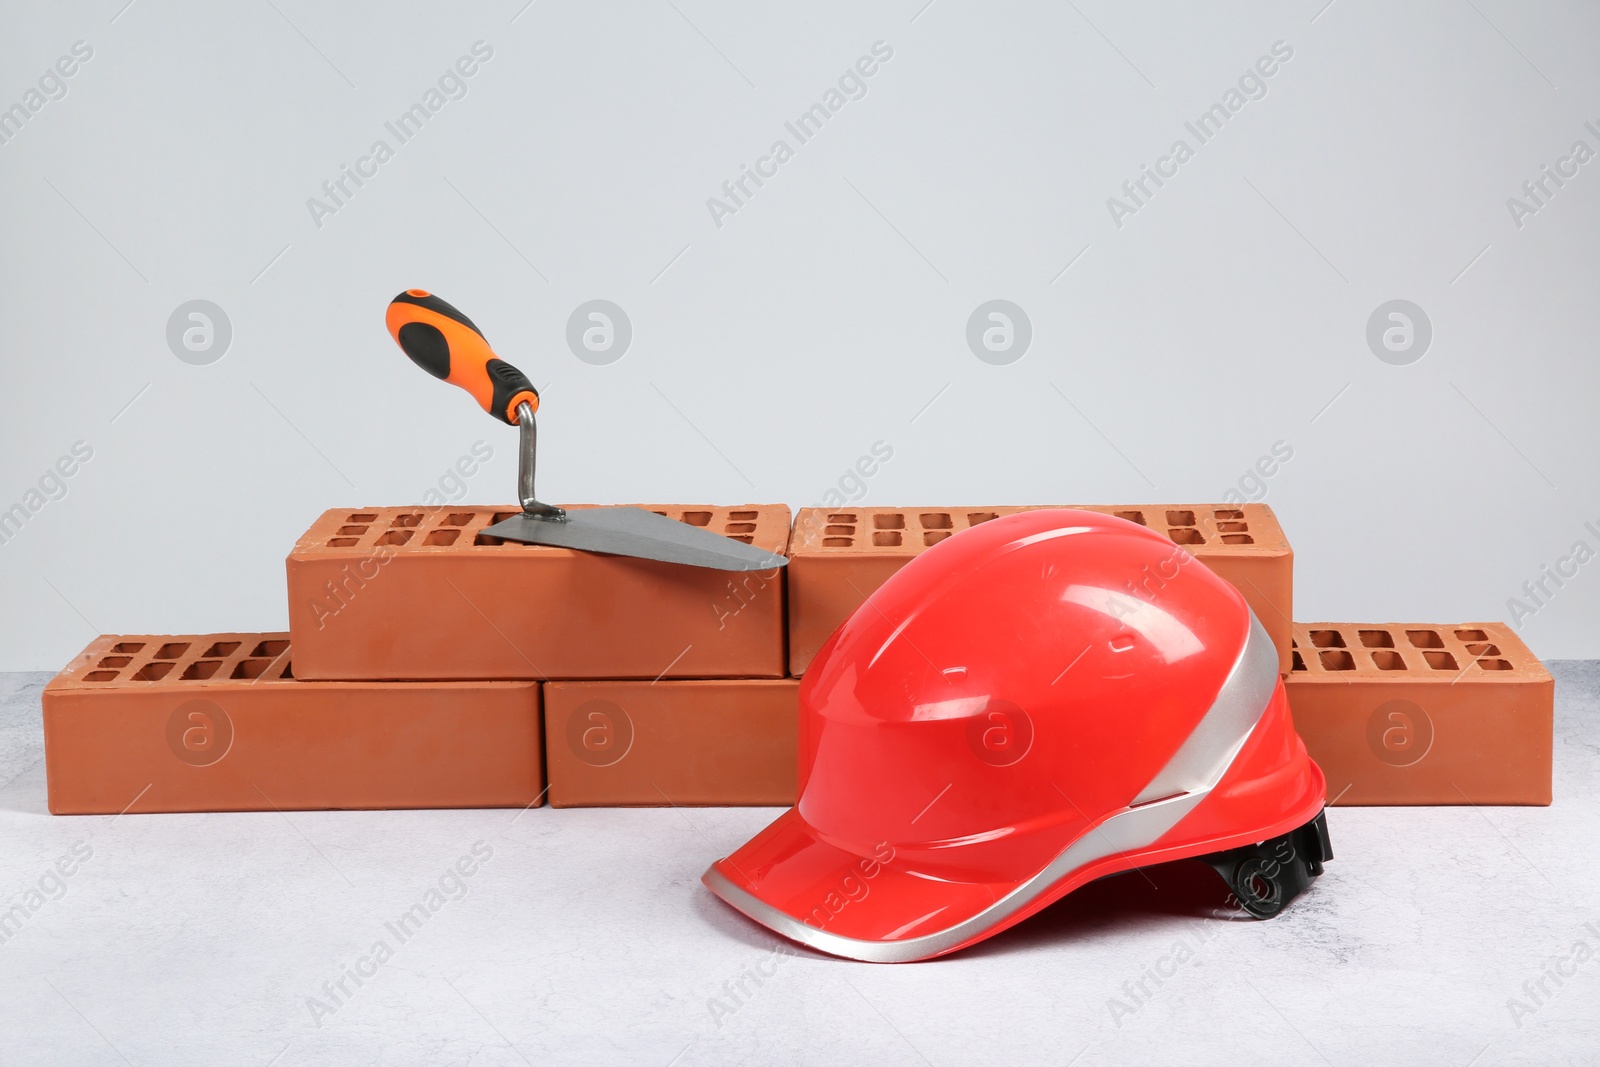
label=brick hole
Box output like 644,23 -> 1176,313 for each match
682,511 -> 713,527
823,537 -> 853,547
1372,651 -> 1406,671
873,531 -> 902,547
444,513 -> 474,526
1424,651 -> 1458,670
728,534 -> 754,544
1309,630 -> 1346,648
346,513 -> 377,523
924,530 -> 951,546
1358,630 -> 1394,648
154,643 -> 190,660
337,525 -> 368,536
424,529 -> 460,546
111,642 -> 145,654
1217,522 -> 1249,533
84,670 -> 120,682
728,510 -> 758,520
1466,642 -> 1501,657
1455,629 -> 1489,642
920,513 -> 953,529
473,513 -> 527,545
1169,529 -> 1205,545
378,530 -> 414,546
390,513 -> 423,528
280,661 -> 294,679
1319,650 -> 1355,671
1221,534 -> 1254,544
1214,509 -> 1245,520
133,661 -> 174,681
650,510 -> 668,517
1478,658 -> 1513,671
827,514 -> 857,523
203,641 -> 240,657
251,640 -> 289,658
1114,510 -> 1147,526
726,523 -> 756,534
967,511 -> 998,525
231,659 -> 271,679
1405,629 -> 1444,649
825,525 -> 854,536
1291,651 -> 1307,671
329,537 -> 359,547
98,656 -> 132,668
182,660 -> 222,680
874,514 -> 905,530
1166,510 -> 1196,526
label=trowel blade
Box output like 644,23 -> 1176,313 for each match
482,507 -> 788,572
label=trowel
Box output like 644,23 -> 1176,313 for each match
386,289 -> 787,572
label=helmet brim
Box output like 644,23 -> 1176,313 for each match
701,797 -> 1225,963
702,808 -> 1039,963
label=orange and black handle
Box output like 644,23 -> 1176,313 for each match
386,289 -> 539,425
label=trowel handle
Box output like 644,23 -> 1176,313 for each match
386,289 -> 539,425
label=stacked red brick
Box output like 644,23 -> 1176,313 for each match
43,633 -> 543,814
42,501 -> 1552,812
44,505 -> 798,813
1286,622 -> 1551,805
289,504 -> 799,809
785,504 -> 1294,674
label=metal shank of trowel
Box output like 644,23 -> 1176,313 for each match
515,400 -> 567,521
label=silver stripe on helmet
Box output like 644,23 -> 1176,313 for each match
702,609 -> 1281,964
1131,612 -> 1280,806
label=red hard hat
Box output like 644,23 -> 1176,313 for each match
704,508 -> 1331,962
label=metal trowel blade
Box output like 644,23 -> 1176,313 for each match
482,507 -> 788,571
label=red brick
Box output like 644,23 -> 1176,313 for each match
543,679 -> 798,806
286,505 -> 789,681
43,633 -> 544,814
1286,622 -> 1551,805
787,504 -> 1293,675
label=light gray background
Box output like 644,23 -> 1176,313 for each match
1,1 -> 1597,666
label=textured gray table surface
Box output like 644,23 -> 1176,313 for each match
1,665 -> 1596,1066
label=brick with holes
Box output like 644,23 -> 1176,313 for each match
286,505 -> 790,681
786,504 -> 1293,675
42,633 -> 544,814
1285,622 -> 1552,805
544,678 -> 798,806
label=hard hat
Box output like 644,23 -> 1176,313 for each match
703,508 -> 1331,962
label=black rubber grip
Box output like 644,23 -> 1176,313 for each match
486,359 -> 538,424
395,321 -> 451,379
